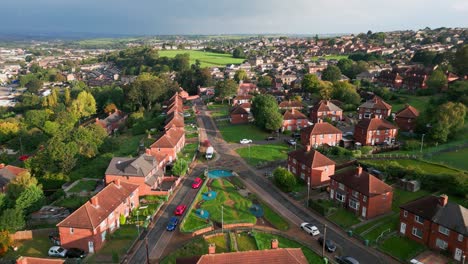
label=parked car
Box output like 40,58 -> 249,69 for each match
265,136 -> 276,141
174,204 -> 187,216
48,246 -> 67,257
284,139 -> 297,146
18,155 -> 30,161
335,256 -> 360,264
183,112 -> 191,117
240,139 -> 253,144
300,222 -> 320,236
292,132 -> 301,139
166,216 -> 179,231
66,248 -> 86,258
48,232 -> 60,246
192,177 -> 203,189
318,236 -> 337,252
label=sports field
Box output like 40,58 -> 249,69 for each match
158,50 -> 245,67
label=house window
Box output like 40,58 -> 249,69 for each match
101,231 -> 107,242
336,192 -> 345,202
301,164 -> 305,170
338,183 -> 344,190
438,226 -> 450,236
110,222 -> 116,232
412,227 -> 423,238
385,130 -> 389,134
100,221 -> 106,230
109,212 -> 114,219
130,192 -> 134,198
363,196 -> 367,202
364,113 -> 371,119
292,167 -> 296,174
376,109 -> 381,113
293,159 -> 297,164
352,190 -> 359,198
415,216 -> 424,224
458,234 -> 463,242
300,173 -> 305,180
349,199 -> 359,210
70,228 -> 74,234
376,130 -> 380,135
403,210 -> 408,217
320,135 -> 324,139
435,238 -> 448,250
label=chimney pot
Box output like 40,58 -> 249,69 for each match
115,179 -> 121,187
356,166 -> 363,176
271,239 -> 279,249
0,163 -> 5,169
208,243 -> 216,254
438,194 -> 448,207
306,145 -> 311,152
145,148 -> 151,155
90,196 -> 99,207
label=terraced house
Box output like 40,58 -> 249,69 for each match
399,195 -> 467,262
300,121 -> 343,147
282,109 -> 309,132
357,96 -> 392,120
309,100 -> 343,123
354,117 -> 398,146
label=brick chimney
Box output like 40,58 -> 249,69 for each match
90,196 -> 99,207
306,144 -> 311,152
271,239 -> 279,249
356,166 -> 363,176
208,243 -> 216,254
317,119 -> 323,123
115,179 -> 121,187
145,148 -> 151,156
0,163 -> 5,169
438,194 -> 448,207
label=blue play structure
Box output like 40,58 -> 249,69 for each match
249,204 -> 264,218
207,169 -> 234,178
195,209 -> 210,219
202,191 -> 217,201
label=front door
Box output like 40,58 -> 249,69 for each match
454,248 -> 462,261
88,241 -> 94,253
361,206 -> 367,218
400,222 -> 406,235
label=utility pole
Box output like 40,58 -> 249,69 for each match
145,237 -> 150,264
420,134 -> 425,153
322,224 -> 327,257
307,177 -> 310,208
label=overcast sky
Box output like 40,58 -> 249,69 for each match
1,0 -> 467,36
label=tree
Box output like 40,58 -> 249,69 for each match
72,125 -> 107,158
232,47 -> 245,58
447,80 -> 468,105
104,103 -> 118,114
0,208 -> 25,232
234,69 -> 248,83
453,45 -> 468,75
24,109 -> 51,129
302,74 -> 321,94
127,74 -> 168,111
215,79 -> 238,104
172,158 -> 188,176
273,167 -> 296,192
265,111 -> 283,131
321,66 -> 342,82
319,81 -> 333,100
429,102 -> 466,143
71,91 -> 96,118
15,185 -> 45,214
6,171 -> 38,201
0,230 -> 12,256
251,94 -> 283,131
426,69 -> 448,92
0,120 -> 20,144
412,50 -> 436,66
331,82 -> 361,106
25,79 -> 43,94
257,75 -> 272,88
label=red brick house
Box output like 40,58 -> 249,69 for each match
16,257 -> 65,264
300,121 -> 343,147
395,105 -> 420,132
232,95 -> 253,106
164,112 -> 185,131
330,167 -> 393,219
282,109 -> 309,132
237,83 -> 258,96
354,117 -> 398,146
0,164 -> 28,192
95,109 -> 128,135
287,146 -> 336,187
376,70 -> 403,88
148,126 -> 185,164
104,154 -> 165,196
309,100 -> 343,123
357,96 -> 392,120
57,181 -> 139,253
230,105 -> 250,124
399,195 -> 467,262
278,100 -> 303,111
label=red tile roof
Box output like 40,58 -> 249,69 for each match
279,100 -> 303,108
395,105 -> 419,119
359,96 -> 392,110
196,248 -> 308,264
311,100 -> 342,112
355,117 -> 397,131
151,127 -> 185,149
288,149 -> 335,168
57,181 -> 138,229
230,105 -> 249,115
301,122 -> 342,136
330,167 -> 392,197
16,257 -> 65,264
283,109 -> 308,120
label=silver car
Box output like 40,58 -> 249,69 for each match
48,246 -> 67,257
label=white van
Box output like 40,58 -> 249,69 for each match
206,146 -> 214,159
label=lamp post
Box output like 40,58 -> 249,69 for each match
136,210 -> 140,235
420,134 -> 425,153
307,177 -> 310,208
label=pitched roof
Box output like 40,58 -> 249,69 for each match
330,167 -> 392,197
279,100 -> 303,108
359,96 -> 392,110
288,149 -> 335,168
355,117 -> 398,131
105,155 -> 155,177
196,248 -> 308,264
230,105 -> 249,115
16,257 -> 65,264
151,127 -> 185,149
301,122 -> 342,136
233,95 -> 253,101
395,105 -> 419,119
57,181 -> 139,229
164,113 -> 185,129
0,165 -> 28,189
400,196 -> 468,236
311,100 -> 342,113
283,109 -> 308,120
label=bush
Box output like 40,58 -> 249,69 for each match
119,214 -> 126,225
172,158 -> 188,176
351,150 -> 362,158
330,146 -> 352,157
403,140 -> 420,151
360,146 -> 373,155
273,167 -> 297,192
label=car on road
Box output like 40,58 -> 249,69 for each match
300,222 -> 320,236
240,139 -> 253,144
174,204 -> 187,216
284,139 -> 297,146
48,246 -> 67,257
318,236 -> 337,252
265,136 -> 276,141
335,256 -> 360,264
192,177 -> 203,189
65,248 -> 86,258
166,216 -> 179,231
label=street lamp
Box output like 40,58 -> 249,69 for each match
136,210 -> 140,235
420,134 -> 425,153
307,177 -> 310,208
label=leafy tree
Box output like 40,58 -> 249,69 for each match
0,120 -> 20,144
173,53 -> 190,72
72,125 -> 107,158
15,185 -> 45,214
429,102 -> 466,142
265,111 -> 283,131
327,38 -> 336,46
321,66 -> 342,82
71,91 -> 96,118
273,167 -> 296,192
257,75 -> 272,88
447,80 -> 468,105
337,59 -> 354,78
172,158 -> 188,176
0,208 -> 25,232
92,86 -> 125,111
24,109 -> 51,129
63,88 -> 71,106
104,103 -> 118,114
319,81 -> 333,100
0,230 -> 11,256
412,50 -> 436,66
43,88 -> 59,108
302,74 -> 321,94
453,45 -> 468,75
426,69 -> 447,92
232,47 -> 245,58
25,79 -> 43,94
215,79 -> 238,104
126,74 -> 169,111
251,94 -> 283,131
234,69 -> 248,82
331,81 -> 361,105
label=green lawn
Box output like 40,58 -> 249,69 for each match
236,144 -> 289,167
208,103 -> 231,118
379,235 -> 426,261
326,208 -> 360,228
361,159 -> 463,176
354,215 -> 399,243
206,234 -> 229,253
389,95 -> 432,113
217,122 -> 270,143
68,179 -> 98,193
260,201 -> 290,231
55,195 -> 90,210
392,189 -> 431,212
86,225 -> 139,263
178,142 -> 198,160
160,237 -> 208,264
236,232 -> 258,251
158,50 -> 245,67
3,232 -> 50,260
425,148 -> 468,171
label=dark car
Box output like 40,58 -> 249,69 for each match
49,232 -> 60,246
66,248 -> 86,258
166,216 -> 179,231
335,256 -> 360,264
265,136 -> 276,141
292,132 -> 301,139
284,139 -> 297,146
318,236 -> 337,252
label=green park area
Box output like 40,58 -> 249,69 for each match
158,50 -> 245,67
217,121 -> 270,143
236,144 -> 289,167
207,103 -> 230,118
389,94 -> 432,112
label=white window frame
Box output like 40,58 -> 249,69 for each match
109,212 -> 114,219
336,192 -> 345,202
70,228 -> 74,234
101,231 -> 107,242
338,183 -> 345,190
412,227 -> 423,238
438,226 -> 450,236
403,210 -> 408,217
352,190 -> 359,198
100,221 -> 106,230
415,215 -> 424,224
436,238 -> 448,250
458,234 -> 463,242
363,196 -> 367,202
349,199 -> 359,210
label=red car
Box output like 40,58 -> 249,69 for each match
18,155 -> 30,161
192,177 -> 203,189
174,205 -> 187,216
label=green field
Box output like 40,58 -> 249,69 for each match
208,103 -> 231,118
424,148 -> 468,171
236,144 -> 289,167
217,122 -> 270,143
389,95 -> 432,113
158,50 -> 245,67
360,159 -> 463,176
379,235 -> 426,261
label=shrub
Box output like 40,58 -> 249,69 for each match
273,167 -> 297,192
403,140 -> 420,151
119,214 -> 126,225
351,150 -> 362,158
172,158 -> 188,176
330,146 -> 352,157
360,146 -> 373,155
